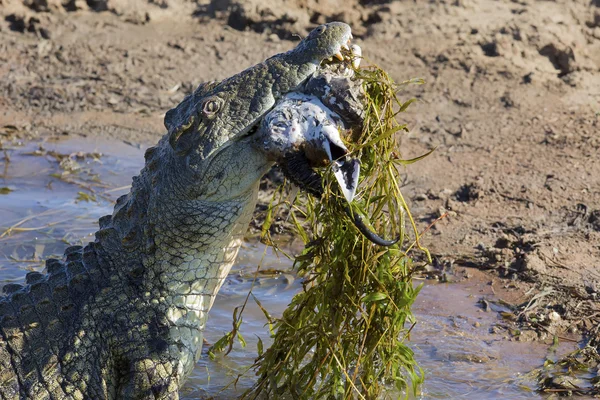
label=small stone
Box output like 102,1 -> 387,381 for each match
548,311 -> 561,322
489,325 -> 501,334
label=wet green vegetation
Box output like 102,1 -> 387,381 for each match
210,66 -> 433,399
530,332 -> 600,396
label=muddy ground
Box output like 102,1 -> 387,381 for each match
1,0 -> 599,394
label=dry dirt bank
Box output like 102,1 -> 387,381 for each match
1,0 -> 599,392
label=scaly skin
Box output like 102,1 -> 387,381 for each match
0,22 -> 352,400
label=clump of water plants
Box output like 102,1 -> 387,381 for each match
208,63 -> 431,397
239,66 -> 431,399
532,335 -> 600,396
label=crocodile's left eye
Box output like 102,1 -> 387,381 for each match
202,97 -> 221,119
309,25 -> 326,39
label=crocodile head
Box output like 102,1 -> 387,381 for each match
162,22 -> 352,193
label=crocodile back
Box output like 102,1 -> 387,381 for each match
0,245 -> 113,399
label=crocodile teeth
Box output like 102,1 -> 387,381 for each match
350,44 -> 362,69
333,52 -> 344,61
341,44 -> 350,51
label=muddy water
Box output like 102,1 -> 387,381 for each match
0,137 -> 573,399
185,247 -> 561,400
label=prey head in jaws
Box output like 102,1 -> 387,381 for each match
162,21 -> 353,195
255,49 -> 399,247
160,21 -> 394,245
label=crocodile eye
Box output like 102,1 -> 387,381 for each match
202,98 -> 221,118
314,25 -> 326,35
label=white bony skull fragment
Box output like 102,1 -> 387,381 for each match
257,92 -> 360,203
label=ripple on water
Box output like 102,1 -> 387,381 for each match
0,137 -> 144,280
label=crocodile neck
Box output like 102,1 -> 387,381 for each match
92,135 -> 273,378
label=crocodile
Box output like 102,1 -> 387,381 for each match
0,22 -> 384,399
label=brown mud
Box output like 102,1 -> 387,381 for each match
1,0 -> 599,395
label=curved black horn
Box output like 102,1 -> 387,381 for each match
279,152 -> 398,246
343,204 -> 399,247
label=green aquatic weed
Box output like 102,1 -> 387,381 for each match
241,66 -> 432,399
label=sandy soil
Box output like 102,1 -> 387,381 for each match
1,0 -> 599,390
